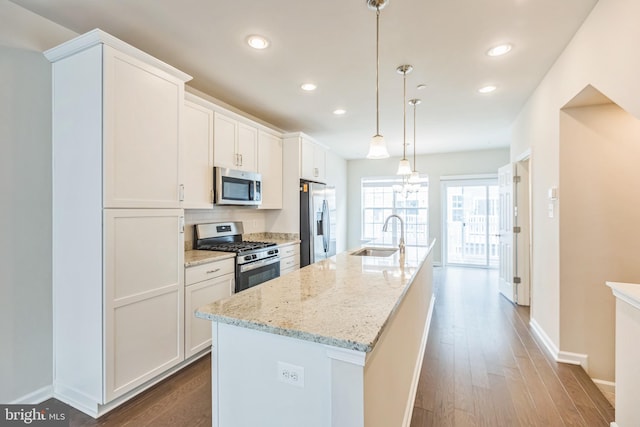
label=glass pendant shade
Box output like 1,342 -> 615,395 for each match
396,158 -> 412,175
408,170 -> 420,183
367,134 -> 389,159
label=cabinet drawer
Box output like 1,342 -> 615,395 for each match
279,244 -> 300,258
186,258 -> 235,285
281,254 -> 300,271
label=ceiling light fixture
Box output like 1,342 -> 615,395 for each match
478,85 -> 497,94
396,64 -> 413,175
301,83 -> 317,91
417,84 -> 427,90
407,98 -> 421,183
333,109 -> 346,115
366,0 -> 390,159
246,35 -> 269,49
487,43 -> 512,57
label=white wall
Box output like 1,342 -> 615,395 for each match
511,0 -> 640,357
347,148 -> 509,264
0,0 -> 77,403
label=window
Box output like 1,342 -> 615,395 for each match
361,176 -> 429,247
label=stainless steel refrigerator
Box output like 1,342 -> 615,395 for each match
300,180 -> 336,267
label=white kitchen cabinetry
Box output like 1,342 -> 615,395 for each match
104,210 -> 185,401
258,130 -> 283,209
280,243 -> 301,275
284,132 -> 327,183
183,97 -> 214,208
47,30 -> 192,417
301,136 -> 326,182
214,112 -> 258,172
185,258 -> 235,358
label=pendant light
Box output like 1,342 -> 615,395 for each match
407,98 -> 421,183
396,64 -> 413,175
366,0 -> 390,159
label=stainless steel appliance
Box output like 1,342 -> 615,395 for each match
299,180 -> 336,267
214,167 -> 262,206
194,222 -> 279,292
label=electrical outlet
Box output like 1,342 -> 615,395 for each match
277,362 -> 305,388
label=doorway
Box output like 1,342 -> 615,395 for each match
442,178 -> 499,268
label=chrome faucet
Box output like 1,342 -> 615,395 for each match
382,214 -> 405,254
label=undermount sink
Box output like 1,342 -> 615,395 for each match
351,247 -> 398,257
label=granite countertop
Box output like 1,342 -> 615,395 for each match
185,250 -> 235,267
196,242 -> 435,353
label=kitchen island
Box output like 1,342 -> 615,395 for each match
196,241 -> 435,427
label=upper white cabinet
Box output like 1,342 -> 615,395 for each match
214,112 -> 258,172
102,46 -> 185,208
258,130 -> 283,209
182,97 -> 214,208
283,133 -> 328,183
301,137 -> 326,182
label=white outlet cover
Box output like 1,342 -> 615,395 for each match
277,361 -> 305,388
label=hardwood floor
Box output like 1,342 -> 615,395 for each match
410,267 -> 614,427
48,266 -> 614,426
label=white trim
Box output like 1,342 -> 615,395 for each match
9,386 -> 53,404
610,423 -> 619,427
557,351 -> 589,370
325,346 -> 366,367
607,281 -> 640,311
516,148 -> 531,162
440,173 -> 498,181
530,317 -> 560,359
592,378 -> 616,394
402,295 -> 436,427
44,28 -> 192,82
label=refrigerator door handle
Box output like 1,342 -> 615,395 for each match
322,199 -> 329,253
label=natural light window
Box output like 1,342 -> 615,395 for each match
361,176 -> 429,247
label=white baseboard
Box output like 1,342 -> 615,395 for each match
9,385 -> 53,404
610,423 -> 619,427
529,318 -> 560,359
402,295 -> 436,427
592,378 -> 616,394
557,350 -> 589,371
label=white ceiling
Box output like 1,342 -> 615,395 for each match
11,0 -> 598,159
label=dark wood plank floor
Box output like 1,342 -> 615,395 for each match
49,266 -> 614,426
410,267 -> 614,427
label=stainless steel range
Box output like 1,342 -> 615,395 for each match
194,222 -> 280,293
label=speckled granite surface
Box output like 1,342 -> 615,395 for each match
185,250 -> 235,267
196,243 -> 434,352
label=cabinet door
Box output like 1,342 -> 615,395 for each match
237,122 -> 258,172
313,144 -> 326,182
258,131 -> 283,209
183,100 -> 214,209
213,112 -> 238,169
104,209 -> 185,402
103,46 -> 183,208
185,273 -> 234,358
300,137 -> 315,181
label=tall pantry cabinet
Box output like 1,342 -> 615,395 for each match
46,30 -> 192,416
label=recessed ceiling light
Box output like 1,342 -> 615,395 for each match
333,109 -> 346,115
416,84 -> 427,90
487,44 -> 512,57
301,83 -> 317,91
246,35 -> 269,49
478,85 -> 497,94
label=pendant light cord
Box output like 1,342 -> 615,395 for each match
375,6 -> 380,136
412,101 -> 416,170
402,70 -> 407,160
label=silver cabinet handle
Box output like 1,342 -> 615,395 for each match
206,268 -> 221,274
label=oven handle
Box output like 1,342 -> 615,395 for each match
239,256 -> 280,273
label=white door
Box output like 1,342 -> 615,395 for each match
213,112 -> 238,169
498,164 -> 516,303
182,100 -> 214,209
237,122 -> 258,172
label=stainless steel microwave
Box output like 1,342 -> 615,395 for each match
214,167 -> 262,206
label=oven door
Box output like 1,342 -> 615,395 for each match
236,256 -> 280,293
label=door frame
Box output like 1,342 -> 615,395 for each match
440,174 -> 499,268
515,149 -> 532,306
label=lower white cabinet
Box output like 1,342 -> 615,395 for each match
280,243 -> 301,275
104,209 -> 185,402
185,258 -> 235,358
